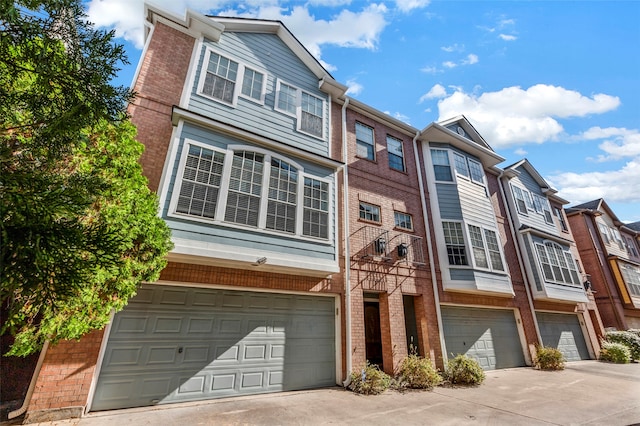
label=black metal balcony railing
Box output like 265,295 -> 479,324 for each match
351,225 -> 426,266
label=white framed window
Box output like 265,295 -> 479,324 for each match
394,211 -> 413,231
359,202 -> 381,223
626,237 -> 639,257
620,263 -> 640,296
467,224 -> 505,272
554,207 -> 568,231
198,48 -> 267,107
598,223 -> 611,244
442,221 -> 467,266
467,159 -> 484,184
532,194 -> 553,224
387,136 -> 405,172
275,79 -> 325,139
172,141 -> 331,240
611,227 -> 625,250
431,149 -> 453,182
534,241 -> 581,287
453,152 -> 469,178
512,185 -> 528,215
355,122 -> 375,160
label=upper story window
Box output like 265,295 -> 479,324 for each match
173,141 -> 330,240
387,136 -> 405,172
611,227 -> 625,250
620,263 -> 640,296
626,237 -> 639,257
453,152 -> 469,177
554,207 -> 568,231
356,122 -> 375,160
275,79 -> 325,138
431,149 -> 453,182
512,185 -> 528,215
532,194 -> 553,224
534,241 -> 581,287
199,48 -> 267,107
467,159 -> 484,184
442,221 -> 467,265
468,224 -> 505,272
598,223 -> 611,244
359,202 -> 381,223
394,211 -> 413,231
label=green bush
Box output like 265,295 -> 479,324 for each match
625,329 -> 640,339
397,354 -> 443,389
599,341 -> 631,364
348,362 -> 392,395
604,331 -> 640,360
444,354 -> 485,386
534,346 -> 565,371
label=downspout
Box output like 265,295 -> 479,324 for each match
8,341 -> 50,420
413,132 -> 447,364
497,172 -> 543,354
341,98 -> 352,386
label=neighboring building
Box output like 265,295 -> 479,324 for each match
338,98 -> 439,373
566,199 -> 640,330
501,159 -> 603,361
417,116 -> 539,369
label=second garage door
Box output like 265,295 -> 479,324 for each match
537,312 -> 590,361
92,285 -> 336,411
441,306 -> 526,370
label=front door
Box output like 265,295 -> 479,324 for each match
364,301 -> 383,367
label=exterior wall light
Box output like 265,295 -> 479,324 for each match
397,243 -> 408,259
252,257 -> 267,266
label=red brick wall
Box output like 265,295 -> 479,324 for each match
128,22 -> 195,191
27,330 -> 104,413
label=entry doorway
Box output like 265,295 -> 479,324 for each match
364,294 -> 383,368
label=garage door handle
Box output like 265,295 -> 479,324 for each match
178,347 -> 184,353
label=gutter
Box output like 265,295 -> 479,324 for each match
340,98 -> 352,386
8,341 -> 50,420
413,132 -> 447,365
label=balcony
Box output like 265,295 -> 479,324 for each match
351,225 -> 426,266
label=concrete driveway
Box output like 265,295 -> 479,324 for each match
22,361 -> 640,426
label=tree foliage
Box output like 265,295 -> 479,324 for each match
1,1 -> 173,356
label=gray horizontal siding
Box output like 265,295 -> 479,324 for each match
188,32 -> 329,157
450,269 -> 474,281
512,167 -> 557,234
435,184 -> 463,220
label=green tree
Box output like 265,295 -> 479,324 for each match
1,1 -> 173,356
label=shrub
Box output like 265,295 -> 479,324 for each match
534,346 -> 565,371
604,331 -> 640,360
599,341 -> 631,364
348,362 -> 392,395
444,354 -> 485,386
626,329 -> 640,339
397,354 -> 443,389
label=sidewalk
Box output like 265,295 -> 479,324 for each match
19,361 -> 640,426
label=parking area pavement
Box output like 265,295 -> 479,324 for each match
21,361 -> 640,426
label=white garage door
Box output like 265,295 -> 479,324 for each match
92,285 -> 336,411
537,312 -> 590,361
442,306 -> 526,370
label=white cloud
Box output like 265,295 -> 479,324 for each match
499,34 -> 517,41
442,61 -> 457,69
419,84 -> 447,102
420,65 -> 439,74
514,148 -> 527,156
463,54 -> 478,65
346,79 -> 364,96
436,84 -> 621,147
441,43 -> 464,53
394,0 -> 430,13
579,127 -> 640,161
87,0 -> 389,64
548,160 -> 640,204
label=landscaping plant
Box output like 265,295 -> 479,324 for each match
397,354 -> 443,389
604,331 -> 640,360
348,362 -> 392,395
444,354 -> 485,386
534,346 -> 565,371
599,341 -> 631,364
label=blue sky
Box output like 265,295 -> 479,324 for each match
87,0 -> 640,222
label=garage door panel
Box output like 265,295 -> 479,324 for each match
537,312 -> 589,361
93,285 -> 336,411
442,306 -> 525,371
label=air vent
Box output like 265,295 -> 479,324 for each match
457,126 -> 466,136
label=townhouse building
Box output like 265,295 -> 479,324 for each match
11,4 -> 611,422
501,160 -> 603,360
566,199 -> 640,330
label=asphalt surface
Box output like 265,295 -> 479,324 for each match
18,361 -> 640,425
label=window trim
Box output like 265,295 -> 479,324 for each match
598,222 -> 611,244
386,135 -> 406,172
620,262 -> 640,296
274,79 -> 326,140
466,223 -> 506,272
442,221 -> 468,266
355,121 -> 375,161
359,201 -> 381,224
534,240 -> 582,287
394,211 -> 414,231
431,149 -> 453,182
169,140 -> 333,242
467,158 -> 485,185
554,207 -> 569,232
511,185 -> 529,216
197,47 -> 268,108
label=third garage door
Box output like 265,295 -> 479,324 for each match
537,312 -> 590,361
441,306 -> 526,370
92,284 -> 336,411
